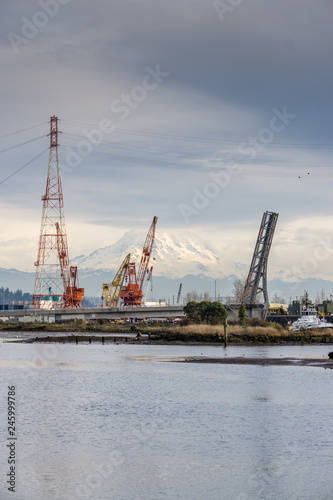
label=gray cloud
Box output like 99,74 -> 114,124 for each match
1,0 -> 333,272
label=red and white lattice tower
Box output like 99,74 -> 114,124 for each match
33,116 -> 84,309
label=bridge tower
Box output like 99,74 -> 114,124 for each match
33,116 -> 83,309
243,211 -> 279,318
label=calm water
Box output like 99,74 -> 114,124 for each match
0,341 -> 333,500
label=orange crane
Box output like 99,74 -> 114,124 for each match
120,216 -> 158,306
56,223 -> 84,307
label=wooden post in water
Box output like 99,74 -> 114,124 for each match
224,319 -> 228,348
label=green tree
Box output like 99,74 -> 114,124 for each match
183,301 -> 200,322
206,302 -> 228,325
197,300 -> 211,323
238,304 -> 246,324
184,301 -> 228,325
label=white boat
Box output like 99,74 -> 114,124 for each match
292,308 -> 333,331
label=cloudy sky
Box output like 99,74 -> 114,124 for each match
1,0 -> 333,282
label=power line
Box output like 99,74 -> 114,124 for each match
62,119 -> 226,145
62,132 -> 212,159
61,132 -> 333,166
61,118 -> 333,149
0,122 -> 47,141
59,144 -> 333,177
0,148 -> 49,186
0,135 -> 47,154
60,135 -> 333,171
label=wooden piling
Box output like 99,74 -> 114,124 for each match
224,320 -> 228,348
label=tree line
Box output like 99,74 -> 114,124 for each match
0,287 -> 33,303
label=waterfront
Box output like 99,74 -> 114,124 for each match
0,342 -> 333,499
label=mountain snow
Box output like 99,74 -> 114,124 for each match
3,231 -> 333,301
72,230 -> 230,279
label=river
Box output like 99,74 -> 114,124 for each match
0,341 -> 332,499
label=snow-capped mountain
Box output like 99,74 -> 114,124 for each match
72,230 -> 228,279
3,231 -> 333,301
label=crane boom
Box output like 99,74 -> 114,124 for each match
110,253 -> 131,306
55,222 -> 70,292
101,254 -> 131,307
176,283 -> 182,304
55,222 -> 84,307
137,216 -> 158,290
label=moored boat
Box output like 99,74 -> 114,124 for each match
292,308 -> 333,331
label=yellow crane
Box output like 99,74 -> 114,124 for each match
100,253 -> 131,307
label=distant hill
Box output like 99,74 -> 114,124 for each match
2,266 -> 333,304
0,268 -> 35,293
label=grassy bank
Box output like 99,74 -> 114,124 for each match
152,324 -> 333,344
1,321 -> 333,344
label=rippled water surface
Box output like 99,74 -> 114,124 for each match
0,342 -> 333,499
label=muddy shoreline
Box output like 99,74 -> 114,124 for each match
173,356 -> 333,369
2,331 -> 333,348
2,322 -> 333,347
